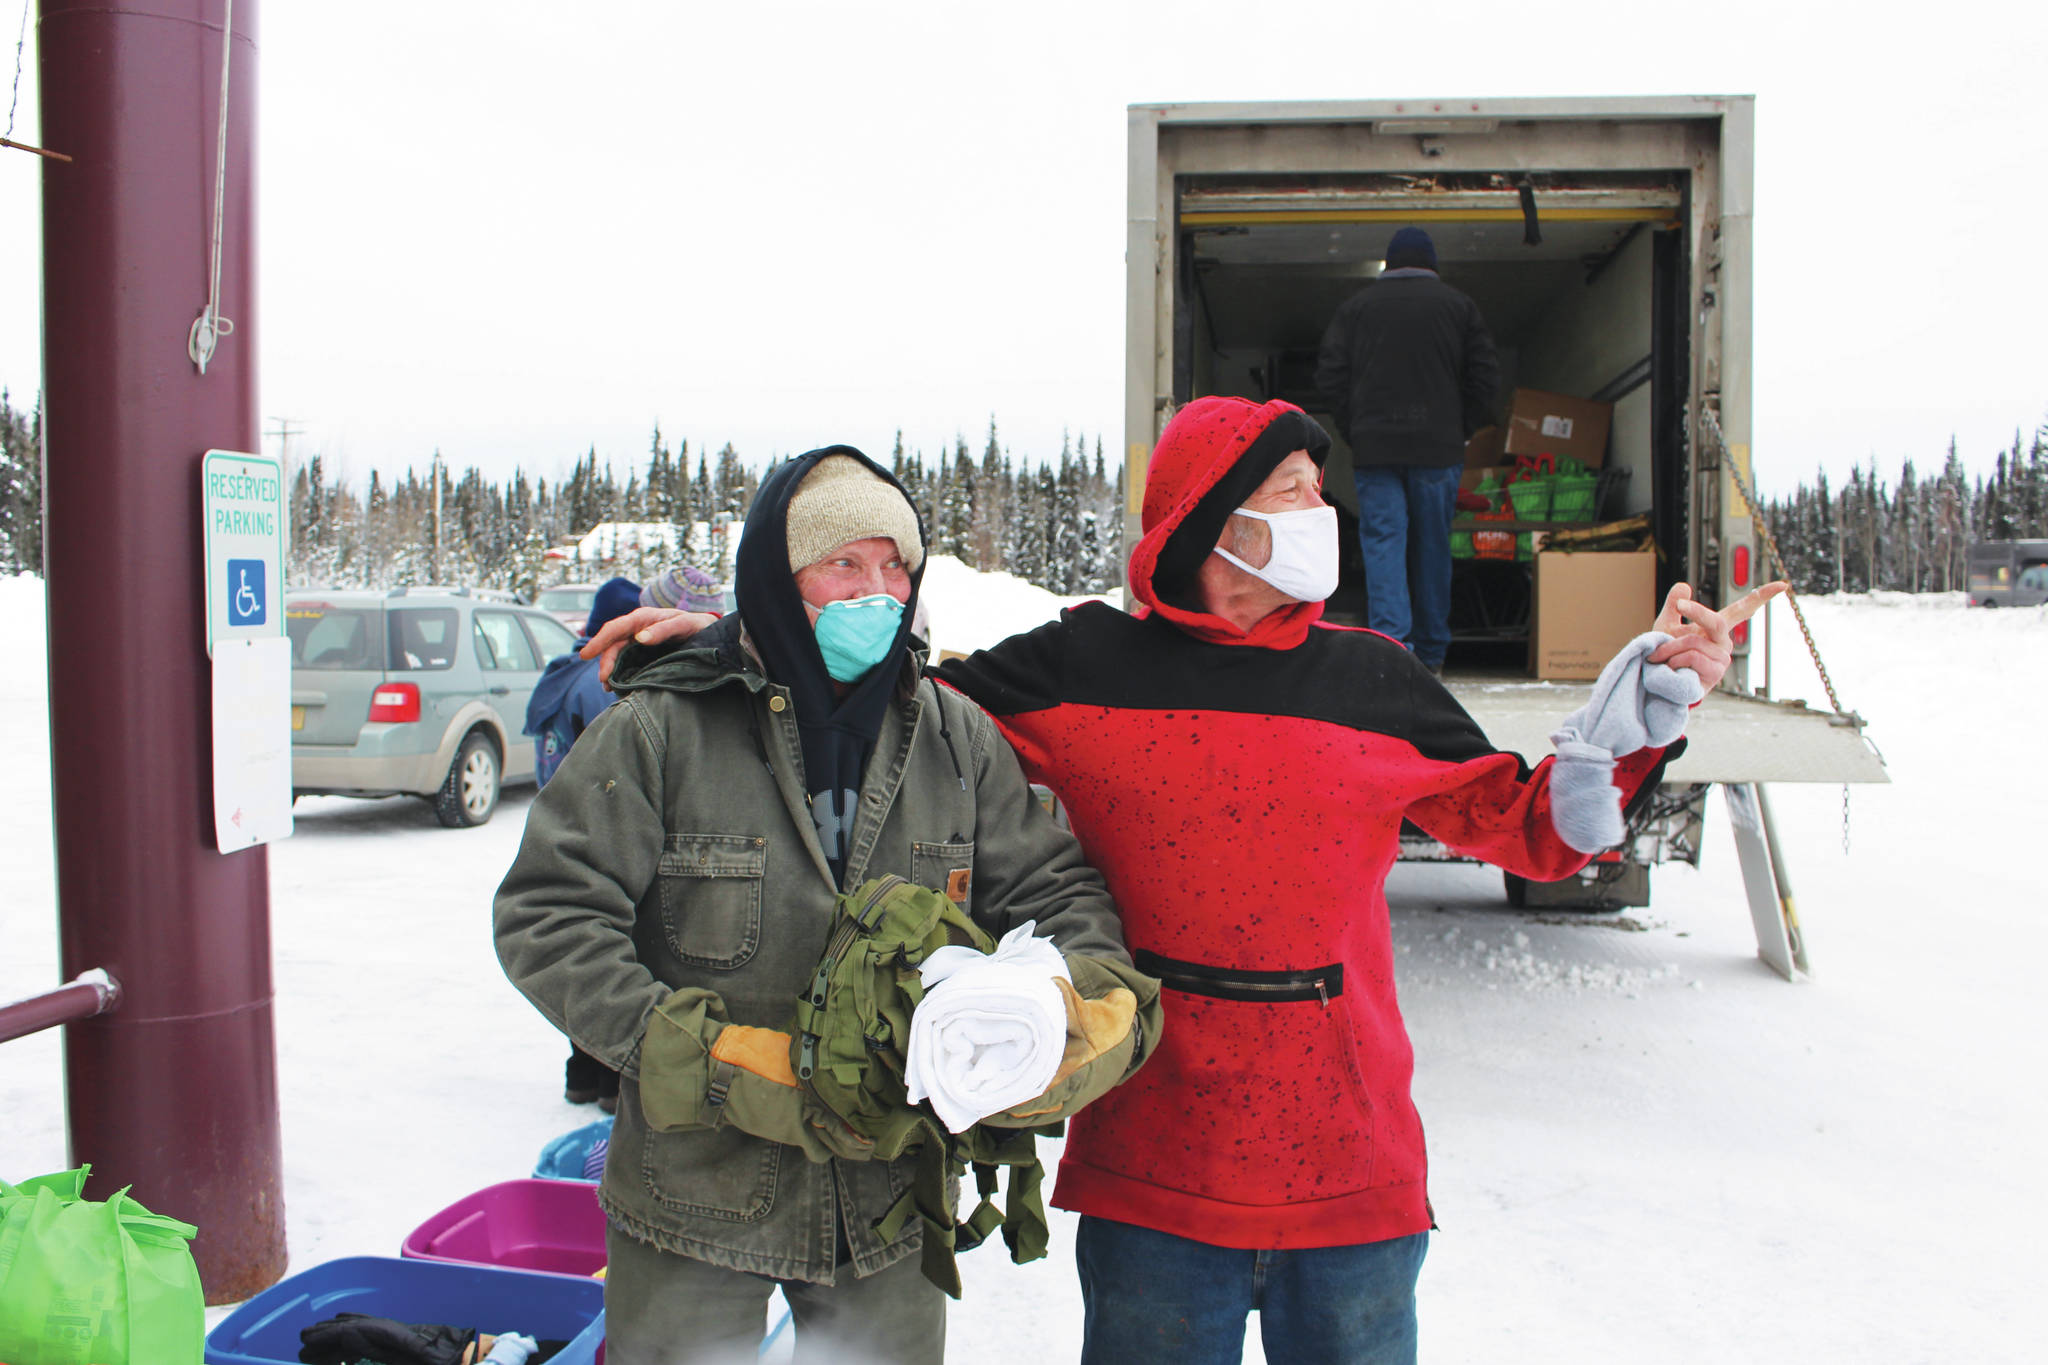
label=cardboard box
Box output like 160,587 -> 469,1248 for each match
1463,424 -> 1504,470
1528,547 -> 1656,680
1503,389 -> 1612,468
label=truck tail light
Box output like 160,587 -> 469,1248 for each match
1731,620 -> 1749,648
368,682 -> 421,723
1733,544 -> 1751,587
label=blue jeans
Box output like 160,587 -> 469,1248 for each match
1076,1217 -> 1428,1365
1354,464 -> 1463,668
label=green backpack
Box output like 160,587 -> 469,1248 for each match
791,874 -> 1058,1299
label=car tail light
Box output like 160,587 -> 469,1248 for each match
1731,620 -> 1749,648
1733,544 -> 1751,587
369,682 -> 421,723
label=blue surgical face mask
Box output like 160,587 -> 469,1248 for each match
810,593 -> 906,682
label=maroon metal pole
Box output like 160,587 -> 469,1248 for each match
39,0 -> 286,1304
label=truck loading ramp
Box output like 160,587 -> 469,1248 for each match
1448,678 -> 1886,786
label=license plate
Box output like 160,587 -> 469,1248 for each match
291,705 -> 305,731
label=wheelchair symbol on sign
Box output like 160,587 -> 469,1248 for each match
227,558 -> 266,627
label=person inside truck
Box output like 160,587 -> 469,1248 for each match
586,397 -> 1787,1364
1314,225 -> 1500,675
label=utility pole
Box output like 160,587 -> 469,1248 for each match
431,446 -> 443,582
264,415 -> 303,473
266,416 -> 302,582
40,0 -> 287,1303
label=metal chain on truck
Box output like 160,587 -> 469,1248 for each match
1701,405 -> 1858,852
1702,406 -> 1845,713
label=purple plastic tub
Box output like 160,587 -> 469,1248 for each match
401,1178 -> 609,1279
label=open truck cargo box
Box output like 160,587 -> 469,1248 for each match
1124,97 -> 1885,975
1125,98 -> 1720,642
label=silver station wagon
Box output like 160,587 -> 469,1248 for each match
286,587 -> 581,826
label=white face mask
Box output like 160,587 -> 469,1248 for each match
1213,505 -> 1339,603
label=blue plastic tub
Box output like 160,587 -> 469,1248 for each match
204,1255 -> 605,1365
534,1115 -> 613,1181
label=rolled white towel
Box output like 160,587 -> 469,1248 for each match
904,920 -> 1071,1133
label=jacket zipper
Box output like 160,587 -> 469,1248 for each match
1133,949 -> 1343,1007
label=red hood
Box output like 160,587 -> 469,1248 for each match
1127,396 -> 1328,649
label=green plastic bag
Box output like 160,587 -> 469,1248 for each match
1547,455 -> 1601,522
1451,473 -> 1501,559
0,1166 -> 203,1365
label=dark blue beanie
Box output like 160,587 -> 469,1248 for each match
1386,226 -> 1437,270
583,576 -> 642,639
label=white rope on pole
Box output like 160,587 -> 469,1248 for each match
188,0 -> 236,374
6,0 -> 31,140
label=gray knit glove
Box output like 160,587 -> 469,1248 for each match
1555,631 -> 1704,754
1548,632 -> 1704,854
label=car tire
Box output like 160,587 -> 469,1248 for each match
434,731 -> 501,828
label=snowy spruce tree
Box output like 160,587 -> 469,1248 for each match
0,388 -> 45,576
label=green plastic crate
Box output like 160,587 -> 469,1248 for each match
1548,470 -> 1600,522
1504,477 -> 1552,521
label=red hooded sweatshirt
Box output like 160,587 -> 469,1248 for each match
935,395 -> 1674,1249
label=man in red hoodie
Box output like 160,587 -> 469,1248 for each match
587,397 -> 1779,1363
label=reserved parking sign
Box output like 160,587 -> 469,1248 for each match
203,449 -> 286,653
203,450 -> 293,851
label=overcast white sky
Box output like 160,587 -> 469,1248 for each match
2,0 -> 2044,496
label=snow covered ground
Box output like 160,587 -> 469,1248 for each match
2,572 -> 2044,1363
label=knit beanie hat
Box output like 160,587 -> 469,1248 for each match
784,454 -> 925,572
583,576 -> 642,639
642,563 -> 726,613
1385,226 -> 1437,270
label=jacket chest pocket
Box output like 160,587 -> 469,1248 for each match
658,833 -> 767,969
910,840 -> 975,916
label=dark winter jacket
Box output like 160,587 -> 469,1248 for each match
523,647 -> 616,787
494,473 -> 1155,1284
935,395 -> 1677,1250
1315,270 -> 1501,468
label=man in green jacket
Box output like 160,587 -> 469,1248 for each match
494,446 -> 1158,1365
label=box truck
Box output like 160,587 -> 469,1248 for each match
1966,539 -> 2048,607
1123,96 -> 1885,977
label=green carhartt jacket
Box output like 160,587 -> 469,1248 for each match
494,627 -> 1155,1285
